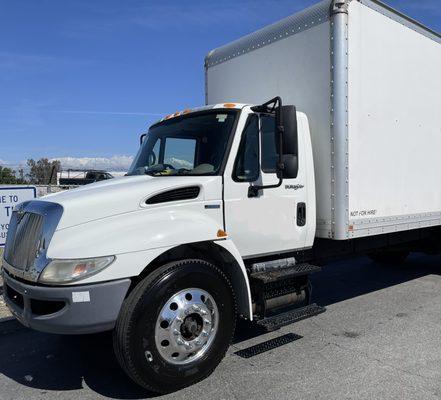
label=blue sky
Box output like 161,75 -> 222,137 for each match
1,0 -> 440,170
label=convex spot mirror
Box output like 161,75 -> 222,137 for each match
280,154 -> 298,179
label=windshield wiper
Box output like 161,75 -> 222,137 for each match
143,167 -> 191,176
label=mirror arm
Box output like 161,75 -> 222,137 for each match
248,176 -> 283,198
140,133 -> 147,146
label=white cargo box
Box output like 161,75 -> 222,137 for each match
205,0 -> 441,240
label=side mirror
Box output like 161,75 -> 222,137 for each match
277,105 -> 298,179
280,105 -> 298,154
140,133 -> 147,146
147,151 -> 157,166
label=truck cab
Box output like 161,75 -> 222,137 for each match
2,99 -> 318,393
129,102 -> 315,257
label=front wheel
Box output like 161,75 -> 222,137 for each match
113,259 -> 236,394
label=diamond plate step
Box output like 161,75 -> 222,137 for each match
234,333 -> 302,358
256,303 -> 326,332
250,263 -> 321,284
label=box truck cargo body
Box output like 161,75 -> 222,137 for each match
206,0 -> 441,240
2,0 -> 441,394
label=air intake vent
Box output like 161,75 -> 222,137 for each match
146,186 -> 200,205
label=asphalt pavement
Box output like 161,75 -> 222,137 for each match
2,253 -> 441,399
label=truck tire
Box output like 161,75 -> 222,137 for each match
368,250 -> 409,264
113,259 -> 236,394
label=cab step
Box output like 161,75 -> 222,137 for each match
250,263 -> 321,284
250,263 -> 322,318
256,303 -> 326,332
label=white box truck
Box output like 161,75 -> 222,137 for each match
2,0 -> 441,393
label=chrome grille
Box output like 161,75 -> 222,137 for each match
4,211 -> 44,271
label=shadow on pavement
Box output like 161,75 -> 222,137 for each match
0,253 -> 440,399
0,321 -> 155,399
311,253 -> 441,307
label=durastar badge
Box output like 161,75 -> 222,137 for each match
285,184 -> 304,190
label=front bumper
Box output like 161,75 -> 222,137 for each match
2,269 -> 131,334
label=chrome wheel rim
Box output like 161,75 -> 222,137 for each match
154,288 -> 219,365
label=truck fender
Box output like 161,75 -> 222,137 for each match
213,240 -> 253,320
132,240 -> 253,320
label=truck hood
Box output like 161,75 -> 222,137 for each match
41,175 -> 221,230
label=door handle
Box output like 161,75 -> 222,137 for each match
297,202 -> 306,227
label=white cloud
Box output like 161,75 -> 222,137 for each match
0,159 -> 21,169
52,155 -> 133,172
164,157 -> 193,169
52,155 -> 195,172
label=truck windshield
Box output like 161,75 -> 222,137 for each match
127,110 -> 238,176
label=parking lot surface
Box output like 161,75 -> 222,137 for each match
2,253 -> 441,399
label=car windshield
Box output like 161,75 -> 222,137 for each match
127,110 -> 238,176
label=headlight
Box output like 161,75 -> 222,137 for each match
39,256 -> 115,284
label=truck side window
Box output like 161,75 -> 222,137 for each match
233,115 -> 259,182
260,114 -> 278,174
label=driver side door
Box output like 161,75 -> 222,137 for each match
223,111 -> 308,258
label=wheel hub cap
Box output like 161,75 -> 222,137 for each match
154,288 -> 218,365
181,313 -> 203,340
